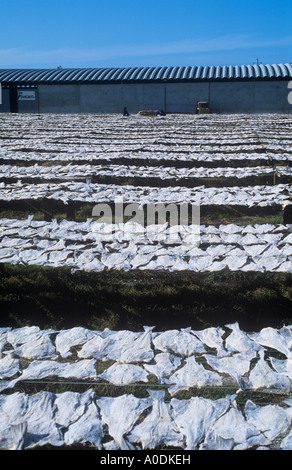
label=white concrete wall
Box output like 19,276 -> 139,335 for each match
79,83 -> 165,113
209,82 -> 254,113
38,84 -> 80,113
166,83 -> 209,113
1,80 -> 290,114
254,81 -> 289,113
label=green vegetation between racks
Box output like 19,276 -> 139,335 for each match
0,263 -> 291,332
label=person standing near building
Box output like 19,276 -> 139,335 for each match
123,106 -> 130,116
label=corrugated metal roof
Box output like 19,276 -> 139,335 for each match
0,63 -> 291,84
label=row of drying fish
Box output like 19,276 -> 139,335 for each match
1,389 -> 292,450
1,110 -> 291,132
1,115 -> 289,140
3,349 -> 285,393
1,324 -> 292,450
1,216 -> 291,240
0,151 -> 290,163
1,241 -> 291,272
1,324 -> 292,391
1,142 -> 291,156
0,163 -> 291,180
0,235 -> 292,272
1,217 -> 292,272
0,181 -> 291,206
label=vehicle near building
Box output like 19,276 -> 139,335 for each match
196,101 -> 211,114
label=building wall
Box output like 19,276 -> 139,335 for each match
38,80 -> 291,114
166,82 -> 209,113
0,87 -> 39,113
208,80 -> 291,113
0,89 -> 10,112
38,84 -> 80,113
1,80 -> 291,114
39,82 -> 210,114
209,82 -> 254,113
17,88 -> 39,113
80,83 -> 165,113
254,81 -> 290,113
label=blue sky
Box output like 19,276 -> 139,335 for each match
0,0 -> 291,69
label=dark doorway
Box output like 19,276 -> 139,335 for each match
9,86 -> 18,113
